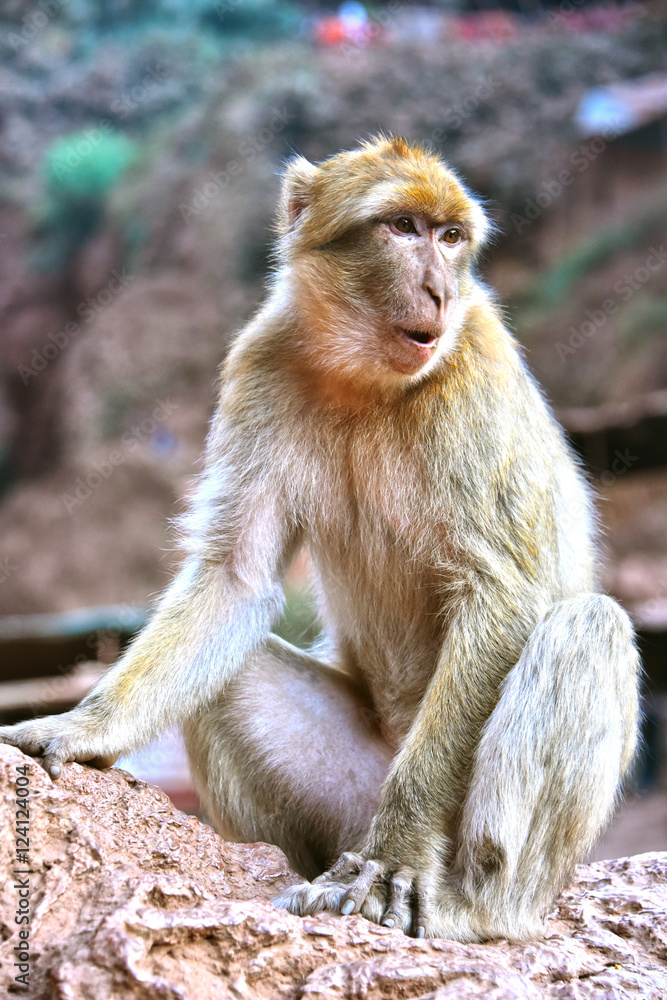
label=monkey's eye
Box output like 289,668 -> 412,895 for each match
392,217 -> 417,235
442,227 -> 463,245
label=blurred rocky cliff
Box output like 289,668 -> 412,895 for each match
0,0 -> 666,624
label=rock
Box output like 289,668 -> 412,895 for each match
1,742 -> 666,999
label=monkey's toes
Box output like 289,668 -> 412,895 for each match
273,868 -> 436,938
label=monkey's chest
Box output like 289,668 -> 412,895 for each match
297,422 -> 453,736
310,490 -> 449,741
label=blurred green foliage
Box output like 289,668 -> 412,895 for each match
200,0 -> 300,41
620,296 -> 667,349
33,130 -> 138,270
44,131 -> 137,202
529,194 -> 667,310
52,0 -> 302,48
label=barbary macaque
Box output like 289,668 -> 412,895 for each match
1,136 -> 640,942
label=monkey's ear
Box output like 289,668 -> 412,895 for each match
277,156 -> 320,235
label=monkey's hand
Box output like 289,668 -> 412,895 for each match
0,706 -> 122,778
273,845 -> 447,938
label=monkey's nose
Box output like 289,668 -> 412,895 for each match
423,266 -> 445,314
425,285 -> 443,311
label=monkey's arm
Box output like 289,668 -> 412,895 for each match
365,585 -> 527,844
0,458 -> 298,777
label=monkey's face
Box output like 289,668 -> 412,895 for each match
346,212 -> 471,378
288,212 -> 472,384
276,136 -> 490,391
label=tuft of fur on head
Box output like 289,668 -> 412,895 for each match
276,135 -> 492,261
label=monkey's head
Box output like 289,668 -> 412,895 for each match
275,135 -> 491,392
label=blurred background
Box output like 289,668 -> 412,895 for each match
1,0 -> 666,860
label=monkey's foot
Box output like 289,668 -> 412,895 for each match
273,850 -> 442,938
0,711 -> 120,778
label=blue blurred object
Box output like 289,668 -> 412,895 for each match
151,426 -> 178,458
575,88 -> 636,136
575,76 -> 667,137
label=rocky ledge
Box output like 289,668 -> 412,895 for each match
0,743 -> 665,999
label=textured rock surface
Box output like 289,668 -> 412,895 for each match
1,743 -> 666,999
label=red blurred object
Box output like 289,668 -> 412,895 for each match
558,2 -> 646,34
449,11 -> 519,43
314,16 -> 349,46
312,14 -> 379,48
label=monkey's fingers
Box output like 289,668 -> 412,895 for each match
41,744 -> 119,778
339,859 -> 384,916
0,717 -> 118,779
0,722 -> 72,778
34,747 -> 117,779
41,748 -> 70,779
0,721 -> 61,761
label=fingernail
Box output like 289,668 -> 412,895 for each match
416,925 -> 426,939
381,917 -> 395,928
341,900 -> 355,916
49,765 -> 61,778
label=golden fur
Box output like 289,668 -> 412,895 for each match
0,136 -> 640,942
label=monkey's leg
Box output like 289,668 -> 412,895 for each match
182,636 -> 393,880
278,595 -> 640,941
451,594 -> 640,942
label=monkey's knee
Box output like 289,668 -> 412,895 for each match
541,594 -> 640,770
457,594 -> 641,928
183,641 -> 392,878
517,594 -> 638,799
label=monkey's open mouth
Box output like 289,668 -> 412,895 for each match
400,328 -> 438,346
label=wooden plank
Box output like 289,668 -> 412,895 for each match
0,663 -> 106,719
